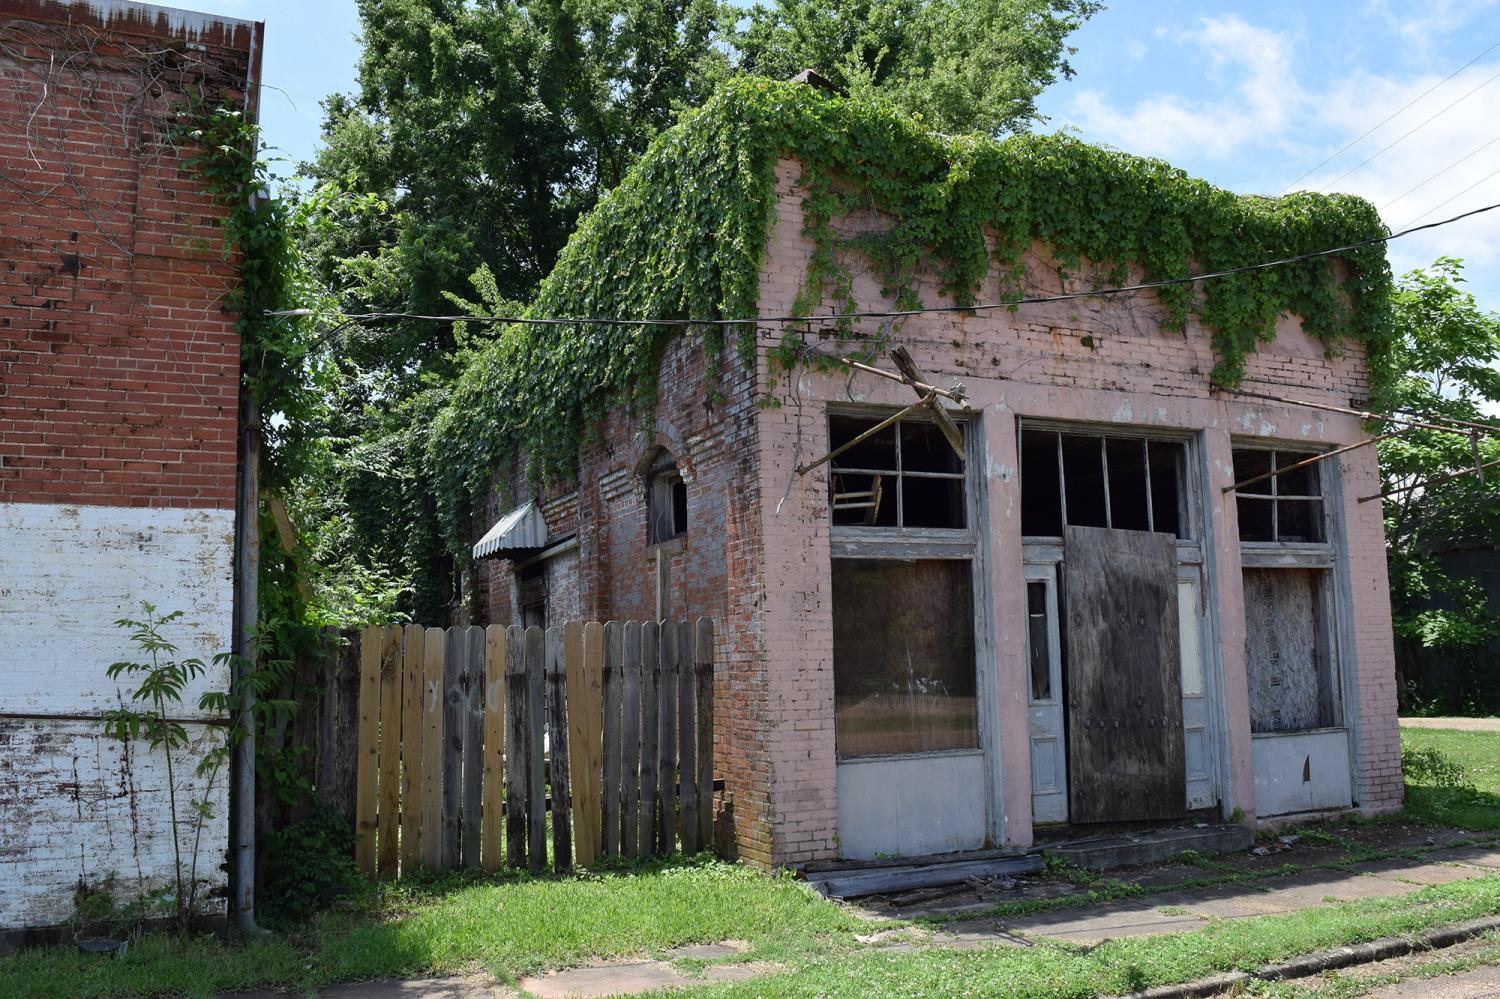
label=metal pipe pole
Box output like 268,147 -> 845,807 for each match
1222,428 -> 1414,494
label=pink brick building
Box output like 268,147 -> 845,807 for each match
475,148 -> 1402,868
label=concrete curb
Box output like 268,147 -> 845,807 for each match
1120,916 -> 1500,999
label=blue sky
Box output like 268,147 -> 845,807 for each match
202,0 -> 1500,309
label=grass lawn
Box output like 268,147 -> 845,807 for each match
1399,725 -> 1500,830
7,726 -> 1500,998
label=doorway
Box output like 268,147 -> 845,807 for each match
1019,423 -> 1219,826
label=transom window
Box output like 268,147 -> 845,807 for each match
1232,447 -> 1324,543
647,450 -> 687,545
1020,428 -> 1188,538
829,413 -> 966,529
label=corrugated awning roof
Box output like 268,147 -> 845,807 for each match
472,501 -> 548,560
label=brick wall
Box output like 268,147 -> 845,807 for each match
0,1 -> 258,934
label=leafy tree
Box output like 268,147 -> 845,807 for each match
732,0 -> 1103,135
1375,258 -> 1500,708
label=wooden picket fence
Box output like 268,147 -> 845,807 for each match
353,619 -> 715,877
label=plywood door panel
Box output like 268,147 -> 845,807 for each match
1063,526 -> 1185,823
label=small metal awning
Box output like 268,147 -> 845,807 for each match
472,501 -> 548,560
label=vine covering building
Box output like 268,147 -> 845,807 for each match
0,0 -> 260,936
458,77 -> 1403,867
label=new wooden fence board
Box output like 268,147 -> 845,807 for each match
481,625 -> 506,872
377,626 -> 403,877
354,626 -> 380,875
600,622 -> 623,857
657,621 -> 678,856
621,622 -> 642,859
400,624 -> 425,876
421,627 -> 445,872
442,626 -> 466,871
504,625 -> 528,870
694,618 -> 715,853
546,625 -> 573,873
462,625 -> 486,869
525,626 -> 547,871
677,619 -> 698,853
639,621 -> 659,857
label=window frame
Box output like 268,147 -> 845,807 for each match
827,404 -> 987,762
1232,446 -> 1328,546
1231,441 -> 1345,735
646,450 -> 687,546
828,408 -> 973,543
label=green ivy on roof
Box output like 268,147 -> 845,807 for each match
429,75 -> 1393,554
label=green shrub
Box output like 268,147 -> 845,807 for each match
260,807 -> 363,924
1402,745 -> 1472,788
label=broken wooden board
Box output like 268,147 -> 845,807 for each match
805,855 -> 1045,899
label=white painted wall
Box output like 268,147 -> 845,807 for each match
0,502 -> 234,930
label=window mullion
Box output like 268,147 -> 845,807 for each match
894,418 -> 904,528
1142,437 -> 1155,533
1100,436 -> 1112,529
1055,431 -> 1068,530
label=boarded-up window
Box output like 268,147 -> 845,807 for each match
1243,567 -> 1338,732
1021,428 -> 1187,539
831,559 -> 978,757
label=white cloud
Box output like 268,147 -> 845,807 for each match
1064,16 -> 1300,160
1364,0 -> 1500,61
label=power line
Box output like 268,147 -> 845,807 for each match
1399,165 -> 1500,230
1313,65 -> 1500,194
1379,131 -> 1500,211
1277,35 -> 1500,195
266,199 -> 1500,332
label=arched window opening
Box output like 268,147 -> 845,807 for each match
647,450 -> 687,544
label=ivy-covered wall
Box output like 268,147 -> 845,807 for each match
429,76 -> 1393,556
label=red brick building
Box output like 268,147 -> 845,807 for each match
0,0 -> 260,933
473,109 -> 1402,869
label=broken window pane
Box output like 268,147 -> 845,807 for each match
1243,567 -> 1338,732
832,558 -> 978,757
902,420 -> 964,474
1148,441 -> 1186,538
1027,580 -> 1052,701
1233,447 -> 1328,542
1106,438 -> 1150,532
902,475 -> 965,529
1233,448 -> 1273,489
831,472 -> 896,527
1276,453 -> 1321,497
830,414 -> 897,471
1021,430 -> 1063,537
648,451 -> 686,544
1060,434 -> 1108,528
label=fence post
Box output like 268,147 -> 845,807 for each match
317,628 -> 358,828
355,626 -> 380,875
600,622 -> 622,857
377,626 -> 402,877
481,625 -> 506,872
421,627 -> 445,872
461,626 -> 485,868
504,625 -> 528,869
677,619 -> 698,854
570,622 -> 602,867
525,626 -> 547,871
621,622 -> 642,859
639,621 -> 659,856
695,618 -> 715,854
657,620 -> 678,855
545,625 -> 572,872
400,624 -> 425,876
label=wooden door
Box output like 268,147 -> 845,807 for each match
1064,525 -> 1185,823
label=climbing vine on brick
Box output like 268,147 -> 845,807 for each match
429,76 -> 1393,555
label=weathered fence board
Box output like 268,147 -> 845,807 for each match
503,625 -> 528,870
400,624 -> 425,875
420,626 -> 445,872
350,617 -> 714,879
462,626 -> 485,868
377,626 -> 402,877
657,622 -> 678,856
525,626 -> 547,871
546,626 -> 573,872
355,626 -> 380,874
481,625 -> 505,872
620,622 -> 641,859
